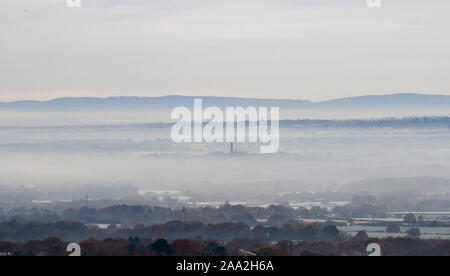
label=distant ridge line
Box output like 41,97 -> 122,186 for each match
1,93 -> 450,109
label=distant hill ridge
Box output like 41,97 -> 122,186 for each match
1,93 -> 450,110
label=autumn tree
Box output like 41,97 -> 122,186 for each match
404,213 -> 417,226
406,228 -> 421,238
386,224 -> 401,233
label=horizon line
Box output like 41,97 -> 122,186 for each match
1,92 -> 450,104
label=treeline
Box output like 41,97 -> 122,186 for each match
0,219 -> 340,243
1,203 -> 386,227
1,236 -> 450,256
281,116 -> 450,129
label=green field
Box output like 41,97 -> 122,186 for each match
338,225 -> 450,239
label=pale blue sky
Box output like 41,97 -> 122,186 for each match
0,0 -> 449,101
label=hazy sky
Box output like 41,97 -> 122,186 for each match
0,0 -> 449,102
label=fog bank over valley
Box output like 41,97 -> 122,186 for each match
0,100 -> 449,204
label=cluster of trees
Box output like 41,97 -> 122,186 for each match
1,204 -> 329,227
0,219 -> 341,243
1,202 -> 400,228
0,237 -> 230,257
2,236 -> 450,256
331,204 -> 387,219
